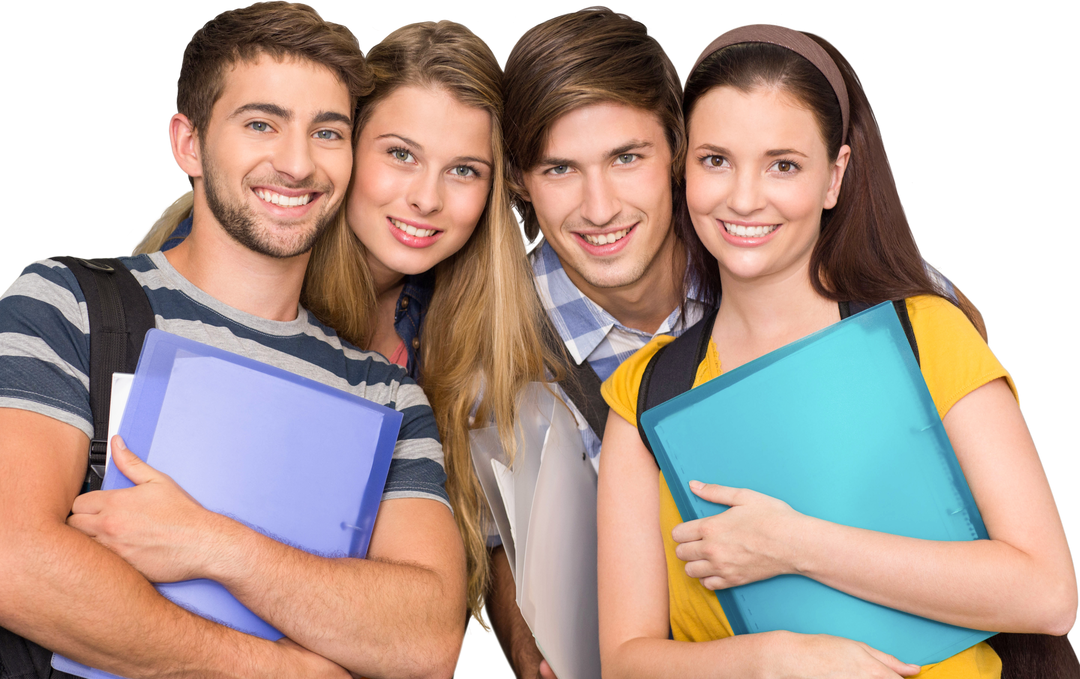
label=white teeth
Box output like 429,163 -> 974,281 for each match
255,189 -> 313,207
723,222 -> 777,237
390,218 -> 436,238
581,227 -> 631,246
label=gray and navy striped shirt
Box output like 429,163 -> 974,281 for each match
0,252 -> 448,507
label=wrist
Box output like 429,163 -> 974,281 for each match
199,512 -> 255,585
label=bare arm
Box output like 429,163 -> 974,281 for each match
71,439 -> 466,679
598,410 -> 919,679
0,408 -> 344,679
486,545 -> 554,679
673,379 -> 1077,634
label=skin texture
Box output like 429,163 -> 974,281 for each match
348,85 -> 493,293
596,85 -> 1076,678
521,102 -> 681,334
0,55 -> 466,679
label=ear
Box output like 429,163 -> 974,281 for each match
170,113 -> 203,179
823,144 -> 851,210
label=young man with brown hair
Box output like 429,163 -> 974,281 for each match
490,9 -> 707,678
0,4 -> 465,678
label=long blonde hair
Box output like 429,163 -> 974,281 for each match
137,22 -> 562,621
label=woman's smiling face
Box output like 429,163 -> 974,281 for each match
347,85 -> 493,286
685,85 -> 849,286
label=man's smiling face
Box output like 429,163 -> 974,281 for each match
521,102 -> 674,297
194,54 -> 353,259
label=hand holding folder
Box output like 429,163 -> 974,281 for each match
640,303 -> 994,665
55,330 -> 402,679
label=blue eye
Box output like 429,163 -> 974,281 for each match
616,153 -> 637,165
548,165 -> 569,175
452,166 -> 478,178
314,129 -> 342,141
249,121 -> 270,132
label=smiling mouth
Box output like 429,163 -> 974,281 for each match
580,226 -> 633,246
723,222 -> 778,237
255,188 -> 314,207
390,217 -> 438,238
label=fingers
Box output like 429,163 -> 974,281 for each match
538,659 -> 558,679
859,642 -> 921,677
111,436 -> 160,485
687,480 -> 750,506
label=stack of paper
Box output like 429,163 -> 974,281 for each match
470,384 -> 601,679
639,302 -> 994,665
55,330 -> 402,679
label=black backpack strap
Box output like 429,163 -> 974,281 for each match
840,300 -> 919,367
541,320 -> 608,441
636,307 -> 719,454
53,257 -> 155,492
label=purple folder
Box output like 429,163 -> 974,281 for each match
54,329 -> 401,678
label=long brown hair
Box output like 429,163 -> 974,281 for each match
302,22 -> 561,621
680,35 -> 986,336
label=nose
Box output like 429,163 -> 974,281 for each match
273,128 -> 317,183
579,171 -> 621,227
407,168 -> 443,215
727,169 -> 766,216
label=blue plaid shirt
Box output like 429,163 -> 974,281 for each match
531,241 -> 706,460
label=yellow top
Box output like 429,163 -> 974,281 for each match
601,296 -> 1014,678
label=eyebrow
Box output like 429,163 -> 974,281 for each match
696,144 -> 808,159
538,139 -> 656,168
230,104 -> 351,127
378,134 -> 491,168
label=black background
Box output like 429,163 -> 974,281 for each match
14,0 -> 1071,669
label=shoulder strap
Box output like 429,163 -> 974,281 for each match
636,307 -> 719,454
840,299 -> 920,366
53,257 -> 155,492
541,320 -> 608,441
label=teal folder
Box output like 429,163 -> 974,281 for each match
639,302 -> 994,665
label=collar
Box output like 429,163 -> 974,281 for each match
531,241 -> 701,365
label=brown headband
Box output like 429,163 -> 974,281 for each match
691,24 -> 849,144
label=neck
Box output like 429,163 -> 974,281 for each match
712,263 -> 838,370
563,230 -> 685,335
164,195 -> 309,322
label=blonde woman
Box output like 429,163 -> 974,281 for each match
137,21 -> 561,623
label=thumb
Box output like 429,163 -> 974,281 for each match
111,436 -> 159,485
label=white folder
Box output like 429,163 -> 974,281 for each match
470,383 -> 601,679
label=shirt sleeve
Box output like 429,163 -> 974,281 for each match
0,260 -> 94,437
907,294 -> 1016,419
600,334 -> 676,428
381,378 -> 451,510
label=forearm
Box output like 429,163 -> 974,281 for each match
208,500 -> 465,679
789,515 -> 1075,633
0,521 -> 309,679
486,545 -> 545,678
603,633 -> 781,679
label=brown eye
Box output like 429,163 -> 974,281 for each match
777,161 -> 793,172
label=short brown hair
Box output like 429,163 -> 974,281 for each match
502,7 -> 685,239
178,2 -> 371,135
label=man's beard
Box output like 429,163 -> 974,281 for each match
202,157 -> 335,259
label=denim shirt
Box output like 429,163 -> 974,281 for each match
163,216 -> 433,381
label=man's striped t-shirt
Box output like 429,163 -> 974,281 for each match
0,252 -> 448,507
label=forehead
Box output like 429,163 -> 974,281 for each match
689,86 -> 823,150
541,102 -> 668,158
212,54 -> 351,122
363,85 -> 492,159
